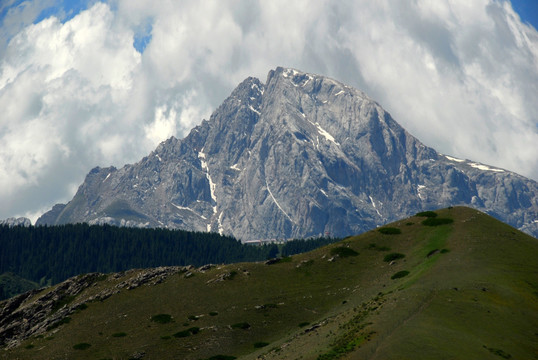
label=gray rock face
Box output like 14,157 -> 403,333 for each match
37,67 -> 538,239
0,217 -> 31,227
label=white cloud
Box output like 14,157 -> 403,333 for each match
0,0 -> 537,222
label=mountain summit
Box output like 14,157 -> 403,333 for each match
37,67 -> 538,239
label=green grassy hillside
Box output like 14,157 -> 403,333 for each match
1,207 -> 537,360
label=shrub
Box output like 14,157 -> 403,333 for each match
484,346 -> 511,359
209,311 -> 219,316
426,249 -> 439,257
383,253 -> 405,262
330,247 -> 358,258
160,336 -> 171,340
366,243 -> 390,251
173,330 -> 191,338
76,303 -> 88,311
111,332 -> 127,337
422,218 -> 454,226
416,211 -> 438,218
391,271 -> 410,280
377,227 -> 401,235
46,316 -> 71,331
73,342 -> 91,350
440,248 -> 450,254
24,344 -> 34,349
298,322 -> 310,327
205,356 -> 237,360
188,327 -> 200,334
188,315 -> 199,321
151,314 -> 173,324
254,341 -> 270,348
231,322 -> 251,330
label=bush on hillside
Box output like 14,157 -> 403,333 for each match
391,271 -> 410,280
151,314 -> 172,324
383,253 -> 405,262
377,227 -> 401,235
416,211 -> 438,218
330,247 -> 359,258
231,322 -> 251,330
73,343 -> 91,350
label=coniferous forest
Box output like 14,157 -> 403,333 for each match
0,224 -> 337,299
0,224 -> 277,286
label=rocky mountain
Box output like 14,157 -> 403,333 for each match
0,217 -> 31,227
37,67 -> 538,239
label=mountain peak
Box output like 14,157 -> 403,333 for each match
37,69 -> 538,239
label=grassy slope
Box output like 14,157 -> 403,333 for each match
2,207 -> 537,360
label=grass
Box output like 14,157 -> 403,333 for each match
4,207 -> 537,360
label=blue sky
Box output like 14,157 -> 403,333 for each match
510,0 -> 538,29
0,0 -> 537,222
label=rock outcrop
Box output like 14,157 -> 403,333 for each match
0,267 -> 185,348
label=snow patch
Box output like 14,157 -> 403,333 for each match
198,150 -> 218,211
308,120 -> 339,146
251,82 -> 264,95
155,154 -> 162,162
217,212 -> 224,235
469,162 -> 505,172
445,155 -> 465,163
230,163 -> 241,171
248,105 -> 261,115
266,179 -> 294,223
320,189 -> 328,197
171,203 -> 207,219
282,68 -> 299,78
103,173 -> 111,182
417,185 -> 426,200
369,196 -> 382,217
334,90 -> 345,96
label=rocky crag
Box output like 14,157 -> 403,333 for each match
0,267 -> 191,348
37,67 -> 538,239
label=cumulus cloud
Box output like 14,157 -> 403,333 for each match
0,0 -> 537,222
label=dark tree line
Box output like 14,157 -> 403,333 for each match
280,237 -> 340,257
0,224 -> 278,286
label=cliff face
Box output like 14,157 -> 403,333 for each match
37,67 -> 538,239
